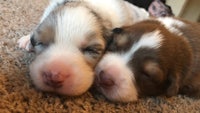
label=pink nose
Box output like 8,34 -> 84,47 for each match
98,71 -> 114,88
41,59 -> 71,88
42,71 -> 67,88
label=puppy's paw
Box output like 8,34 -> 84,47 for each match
18,34 -> 31,51
166,84 -> 179,97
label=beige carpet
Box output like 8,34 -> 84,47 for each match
0,0 -> 200,112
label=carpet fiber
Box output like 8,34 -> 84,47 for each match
0,0 -> 200,112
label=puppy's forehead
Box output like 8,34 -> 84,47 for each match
35,2 -> 103,47
54,4 -> 103,45
111,20 -> 163,53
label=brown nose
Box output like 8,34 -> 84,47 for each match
98,71 -> 115,88
42,71 -> 66,88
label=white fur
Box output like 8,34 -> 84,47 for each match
18,0 -> 149,51
96,53 -> 138,102
30,45 -> 94,95
18,0 -> 150,96
30,5 -> 104,95
55,6 -> 103,45
42,0 -> 149,26
124,1 -> 149,23
157,17 -> 185,36
122,30 -> 163,63
85,0 -> 149,28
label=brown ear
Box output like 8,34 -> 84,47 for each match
143,61 -> 164,83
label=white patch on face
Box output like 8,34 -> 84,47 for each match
30,45 -> 94,96
30,5 -> 104,96
95,30 -> 163,102
55,6 -> 103,46
95,53 -> 138,102
157,17 -> 185,36
122,30 -> 163,63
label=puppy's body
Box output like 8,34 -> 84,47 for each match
18,0 -> 149,96
95,17 -> 200,102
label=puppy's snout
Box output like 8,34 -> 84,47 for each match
98,71 -> 115,88
41,60 -> 71,88
42,71 -> 67,88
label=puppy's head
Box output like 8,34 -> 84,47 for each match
29,2 -> 106,96
95,21 -> 169,102
95,52 -> 138,102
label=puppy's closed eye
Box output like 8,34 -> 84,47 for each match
82,44 -> 103,56
30,35 -> 49,53
143,61 -> 165,83
81,43 -> 104,67
112,28 -> 123,34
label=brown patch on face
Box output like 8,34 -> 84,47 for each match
129,48 -> 167,96
81,32 -> 105,68
116,35 -> 129,46
30,11 -> 57,54
33,24 -> 55,45
30,1 -> 84,54
108,20 -> 163,52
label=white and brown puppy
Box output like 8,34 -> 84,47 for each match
18,0 -> 149,96
95,17 -> 200,102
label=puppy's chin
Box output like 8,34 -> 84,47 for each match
95,53 -> 138,102
99,86 -> 138,103
29,46 -> 94,96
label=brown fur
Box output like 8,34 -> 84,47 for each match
110,19 -> 200,97
177,21 -> 200,97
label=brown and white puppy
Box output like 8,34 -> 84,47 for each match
17,0 -> 149,96
95,17 -> 200,102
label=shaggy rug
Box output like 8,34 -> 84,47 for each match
0,0 -> 200,112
